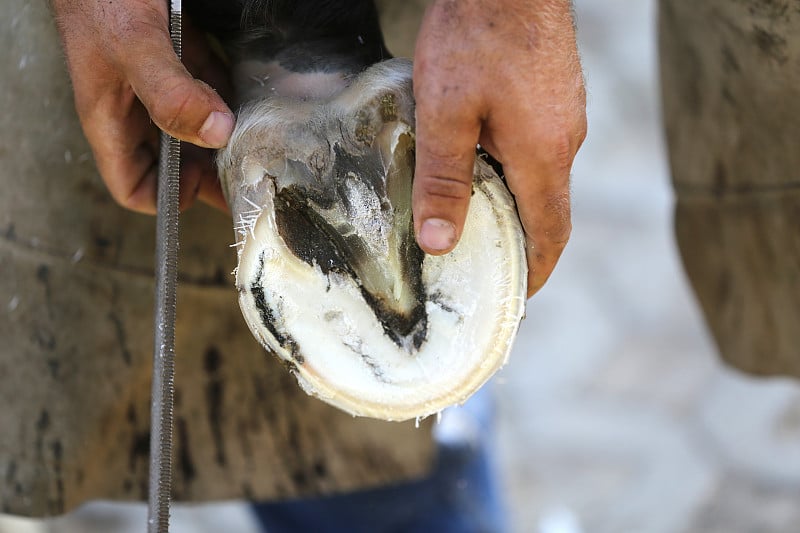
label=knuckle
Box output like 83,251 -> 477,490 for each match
417,174 -> 473,202
97,147 -> 158,214
111,189 -> 139,211
105,179 -> 142,211
575,111 -> 588,145
541,192 -> 572,244
536,128 -> 577,176
149,81 -> 196,133
550,222 -> 572,248
519,100 -> 586,178
115,185 -> 155,214
552,133 -> 574,176
572,111 -> 588,151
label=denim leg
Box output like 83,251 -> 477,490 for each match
250,387 -> 507,533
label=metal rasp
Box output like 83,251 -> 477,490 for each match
148,0 -> 182,531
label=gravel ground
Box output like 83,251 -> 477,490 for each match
2,1 -> 799,532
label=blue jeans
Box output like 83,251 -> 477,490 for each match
250,388 -> 507,533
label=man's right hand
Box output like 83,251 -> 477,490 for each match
52,0 -> 234,214
412,0 -> 587,298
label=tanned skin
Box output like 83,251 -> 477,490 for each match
52,0 -> 585,297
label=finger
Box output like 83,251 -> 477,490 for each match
521,187 -> 572,298
82,90 -> 162,214
112,6 -> 235,149
54,1 -> 233,214
412,63 -> 482,255
495,131 -> 575,298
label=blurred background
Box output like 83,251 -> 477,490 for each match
496,1 -> 800,532
3,0 -> 800,532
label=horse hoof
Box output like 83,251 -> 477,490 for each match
217,58 -> 526,421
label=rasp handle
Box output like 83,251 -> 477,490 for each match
148,1 -> 181,532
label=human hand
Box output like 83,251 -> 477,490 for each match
412,0 -> 587,297
52,0 -> 234,214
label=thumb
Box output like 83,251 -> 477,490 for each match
412,89 -> 481,255
118,10 -> 234,149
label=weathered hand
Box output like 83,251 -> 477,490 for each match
52,0 -> 234,214
412,0 -> 586,297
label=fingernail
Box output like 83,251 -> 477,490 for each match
199,111 -> 234,148
419,218 -> 456,251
